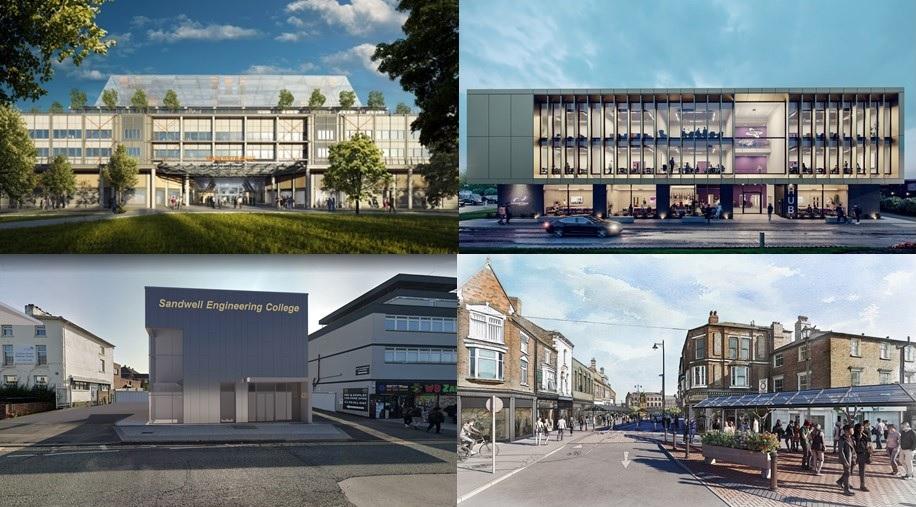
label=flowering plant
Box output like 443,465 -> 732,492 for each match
701,430 -> 779,454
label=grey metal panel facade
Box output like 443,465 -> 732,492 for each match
146,286 -> 308,424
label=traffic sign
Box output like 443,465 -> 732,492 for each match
486,397 -> 504,413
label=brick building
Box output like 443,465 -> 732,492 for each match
513,314 -> 559,425
113,363 -> 149,390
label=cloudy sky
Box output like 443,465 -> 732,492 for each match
459,0 -> 916,177
16,0 -> 414,111
0,255 -> 455,372
459,254 -> 916,400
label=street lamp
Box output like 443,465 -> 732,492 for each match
653,340 -> 666,442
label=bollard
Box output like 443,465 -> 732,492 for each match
759,231 -> 765,248
770,451 -> 778,491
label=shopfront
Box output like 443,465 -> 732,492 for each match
372,381 -> 457,421
537,397 -> 558,426
458,390 -> 536,442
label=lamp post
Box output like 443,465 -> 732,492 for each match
653,340 -> 666,443
634,384 -> 643,426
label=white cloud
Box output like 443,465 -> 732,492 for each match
276,16 -> 317,41
75,69 -> 105,80
883,270 -> 914,296
322,43 -> 381,75
285,0 -> 406,35
148,16 -> 259,42
822,296 -> 837,304
130,15 -> 151,27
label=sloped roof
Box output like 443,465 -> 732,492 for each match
695,383 -> 916,409
94,75 -> 360,107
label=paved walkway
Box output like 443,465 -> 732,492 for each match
372,416 -> 457,434
115,421 -> 349,443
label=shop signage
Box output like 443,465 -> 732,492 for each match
342,388 -> 369,412
14,345 -> 35,364
786,185 -> 797,216
157,298 -> 301,314
355,365 -> 370,376
758,379 -> 768,393
375,382 -> 457,395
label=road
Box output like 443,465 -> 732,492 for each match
462,431 -> 725,507
0,407 -> 456,507
459,216 -> 916,250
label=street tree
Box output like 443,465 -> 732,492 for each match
41,155 -> 76,207
415,147 -> 457,208
0,0 -> 115,104
373,0 -> 457,154
100,144 -> 138,209
69,89 -> 87,109
0,104 -> 38,207
48,101 -> 64,113
322,133 -> 388,215
162,89 -> 180,109
367,90 -> 385,108
277,88 -> 294,108
308,89 -> 326,107
101,88 -> 117,108
338,90 -> 356,108
395,102 -> 411,114
130,89 -> 148,111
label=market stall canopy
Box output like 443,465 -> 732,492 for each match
695,383 -> 916,410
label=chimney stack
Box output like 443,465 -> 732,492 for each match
600,367 -> 605,375
24,304 -> 36,316
795,316 -> 810,342
508,297 -> 522,315
771,321 -> 790,349
590,358 -> 597,371
708,310 -> 719,324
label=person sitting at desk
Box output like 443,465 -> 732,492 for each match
684,162 -> 693,174
831,164 -> 839,174
805,204 -> 814,217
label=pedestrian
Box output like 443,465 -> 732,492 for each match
900,422 -> 916,479
853,203 -> 862,224
426,406 -> 443,434
886,423 -> 901,475
800,421 -> 811,469
811,424 -> 826,475
833,421 -> 842,454
853,422 -> 870,491
402,405 -> 413,428
836,424 -> 856,496
774,419 -> 785,444
875,419 -> 885,449
791,421 -> 800,452
784,421 -> 794,451
557,417 -> 566,441
579,415 -> 585,432
767,202 -> 774,222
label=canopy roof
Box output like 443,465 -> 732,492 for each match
694,383 -> 916,409
156,161 -> 307,177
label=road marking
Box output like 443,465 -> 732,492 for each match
457,438 -> 574,504
47,450 -> 119,457
4,454 -> 36,458
315,412 -> 448,461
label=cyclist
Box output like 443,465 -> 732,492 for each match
460,418 -> 482,455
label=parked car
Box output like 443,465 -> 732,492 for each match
543,215 -> 623,238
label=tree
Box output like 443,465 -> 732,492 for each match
101,88 -> 117,108
162,89 -> 180,109
100,144 -> 137,209
395,102 -> 412,114
0,105 -> 38,207
338,90 -> 356,108
322,133 -> 388,215
69,89 -> 87,109
130,89 -> 148,111
277,88 -> 294,108
373,0 -> 457,154
308,89 -> 326,107
40,155 -> 76,207
0,0 -> 115,104
415,147 -> 457,208
48,101 -> 64,113
367,90 -> 385,108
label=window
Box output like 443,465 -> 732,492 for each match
385,315 -> 456,333
317,147 -> 329,158
2,325 -> 12,337
906,372 -> 916,384
692,365 -> 707,387
879,370 -> 892,384
774,353 -> 783,368
127,147 -> 141,158
3,375 -> 17,386
731,366 -> 749,387
183,146 -> 212,160
521,358 -> 528,385
755,334 -> 767,359
740,337 -> 751,360
468,347 -> 503,380
850,338 -> 861,356
34,375 -> 48,386
100,359 -> 105,373
2,345 -> 12,366
727,337 -> 738,359
36,148 -> 49,158
383,347 -> 456,364
123,128 -> 141,140
798,343 -> 809,361
52,147 -> 82,157
85,147 -> 112,157
71,380 -> 89,390
35,325 -> 45,337
880,342 -> 890,360
153,145 -> 180,159
468,311 -> 504,343
36,345 -> 47,365
520,332 -> 529,355
29,129 -> 49,139
773,376 -> 784,392
153,131 -> 180,141
695,336 -> 706,359
907,346 -> 915,362
850,368 -> 862,386
86,129 -> 111,139
316,129 -> 335,141
99,345 -> 104,355
797,372 -> 809,391
52,129 -> 82,139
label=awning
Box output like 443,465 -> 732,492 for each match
156,161 -> 307,177
694,383 -> 916,409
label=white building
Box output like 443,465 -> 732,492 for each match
0,302 -> 115,407
552,332 -> 574,399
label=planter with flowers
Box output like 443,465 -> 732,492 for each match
701,430 -> 779,478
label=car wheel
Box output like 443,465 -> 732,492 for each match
554,229 -> 563,238
597,229 -> 607,238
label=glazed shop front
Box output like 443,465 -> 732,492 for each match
371,381 -> 457,420
458,390 -> 536,442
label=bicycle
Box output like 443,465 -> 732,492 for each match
458,436 -> 499,461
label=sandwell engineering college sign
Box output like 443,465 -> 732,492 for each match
157,298 -> 302,314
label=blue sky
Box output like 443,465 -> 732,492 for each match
459,254 -> 916,399
0,255 -> 455,372
17,0 -> 415,111
459,0 -> 916,178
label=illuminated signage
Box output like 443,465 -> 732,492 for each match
375,382 -> 457,395
158,298 -> 301,314
343,388 -> 369,412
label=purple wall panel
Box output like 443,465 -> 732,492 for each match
735,156 -> 769,174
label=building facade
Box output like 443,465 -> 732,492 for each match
145,286 -> 310,424
113,363 -> 148,390
308,274 -> 457,420
553,332 -> 574,419
0,302 -> 115,408
6,75 -> 456,210
467,88 -> 903,218
572,358 -> 595,423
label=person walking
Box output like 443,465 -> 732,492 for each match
811,424 -> 826,475
900,422 -> 916,479
402,405 -> 413,429
774,419 -> 785,446
875,419 -> 885,450
783,421 -> 793,450
426,406 -> 443,434
886,423 -> 901,476
767,203 -> 774,222
836,424 -> 856,496
853,423 -> 871,491
800,421 -> 812,469
578,415 -> 585,432
853,203 -> 862,224
557,417 -> 567,441
833,421 -> 843,454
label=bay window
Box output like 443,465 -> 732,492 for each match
468,347 -> 504,380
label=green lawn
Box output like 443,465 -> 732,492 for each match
458,209 -> 496,220
0,213 -> 457,253
0,212 -> 98,223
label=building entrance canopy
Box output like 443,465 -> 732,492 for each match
156,161 -> 307,178
695,383 -> 916,410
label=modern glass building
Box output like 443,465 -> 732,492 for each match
9,75 -> 454,210
466,88 -> 904,218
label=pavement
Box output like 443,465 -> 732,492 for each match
0,405 -> 456,507
459,214 -> 916,249
458,429 -> 726,506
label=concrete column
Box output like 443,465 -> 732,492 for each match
407,168 -> 414,209
509,396 -> 517,441
305,168 -> 311,208
291,178 -> 296,207
592,184 -> 607,218
98,166 -> 105,208
183,175 -> 189,206
656,184 -> 671,218
271,175 -> 277,207
149,166 -> 156,209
